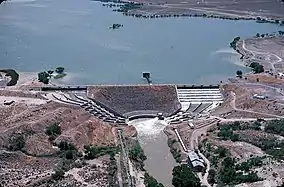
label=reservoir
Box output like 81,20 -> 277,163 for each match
0,0 -> 282,85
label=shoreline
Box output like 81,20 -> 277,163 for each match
93,0 -> 284,25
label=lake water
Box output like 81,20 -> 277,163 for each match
0,0 -> 282,85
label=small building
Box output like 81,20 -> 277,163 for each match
187,150 -> 204,172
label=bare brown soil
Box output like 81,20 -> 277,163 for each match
0,91 -> 138,187
213,80 -> 284,118
88,85 -> 181,116
129,0 -> 284,19
236,36 -> 284,73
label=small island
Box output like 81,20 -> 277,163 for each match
38,66 -> 67,84
109,23 -> 123,30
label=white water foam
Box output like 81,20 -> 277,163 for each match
128,118 -> 168,143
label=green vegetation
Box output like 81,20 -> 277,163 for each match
9,134 -> 25,151
57,141 -> 77,160
172,164 -> 201,187
58,141 -> 76,151
144,172 -> 164,187
84,145 -> 117,159
217,121 -> 284,159
230,37 -> 240,50
167,139 -> 181,163
0,69 -> 19,86
45,123 -> 61,141
218,157 -> 261,185
214,146 -> 228,158
217,121 -> 261,141
249,62 -> 264,73
109,23 -> 123,29
107,152 -> 118,186
128,140 -> 147,162
52,168 -> 65,180
55,67 -> 65,74
236,156 -> 263,172
115,2 -> 142,13
38,71 -> 51,84
46,123 -> 61,136
236,70 -> 243,78
38,66 -> 66,84
265,119 -> 284,136
208,169 -> 216,184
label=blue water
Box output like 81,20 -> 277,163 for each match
0,0 -> 281,84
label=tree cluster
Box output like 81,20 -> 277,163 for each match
0,69 -> 19,86
249,62 -> 264,73
128,141 -> 147,162
144,172 -> 164,187
265,119 -> 284,136
84,145 -> 117,159
219,157 -> 261,185
172,164 -> 201,187
230,37 -> 241,50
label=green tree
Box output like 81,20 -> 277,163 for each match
55,67 -> 65,74
38,71 -> 50,84
208,169 -> 216,184
215,147 -> 228,158
236,70 -> 243,78
249,62 -> 264,73
129,141 -> 147,162
65,150 -> 74,159
46,123 -> 61,136
144,172 -> 164,187
172,164 -> 201,187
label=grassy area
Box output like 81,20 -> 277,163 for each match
0,69 -> 19,86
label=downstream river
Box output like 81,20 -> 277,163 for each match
128,118 -> 175,187
0,0 -> 282,85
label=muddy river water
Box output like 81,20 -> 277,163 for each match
129,118 -> 176,187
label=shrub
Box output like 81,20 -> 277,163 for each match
144,172 -> 164,187
65,150 -> 74,159
0,69 -> 19,86
9,134 -> 25,151
129,141 -> 147,162
55,67 -> 65,74
46,123 -> 61,137
172,164 -> 201,187
52,168 -> 65,180
84,145 -> 117,159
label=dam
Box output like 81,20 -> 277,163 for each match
39,84 -> 223,124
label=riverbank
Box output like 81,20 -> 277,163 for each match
234,34 -> 284,73
95,0 -> 284,24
